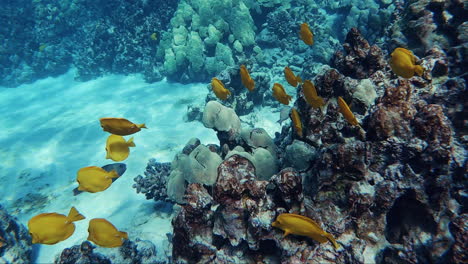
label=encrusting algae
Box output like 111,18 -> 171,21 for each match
272,213 -> 339,249
389,47 -> 424,78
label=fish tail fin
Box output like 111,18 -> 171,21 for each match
109,169 -> 120,179
297,76 -> 303,84
68,207 -> 85,222
127,137 -> 136,147
414,65 -> 424,76
325,233 -> 339,249
138,123 -> 147,129
120,231 -> 129,239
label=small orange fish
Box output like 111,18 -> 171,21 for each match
272,83 -> 292,105
240,65 -> 255,92
211,78 -> 231,100
337,96 -> 359,126
272,213 -> 339,249
28,207 -> 85,245
290,108 -> 303,137
76,166 -> 120,193
389,48 -> 424,78
302,80 -> 325,108
105,135 -> 135,162
88,218 -> 128,248
100,118 -> 146,136
299,23 -> 314,46
284,67 -> 302,87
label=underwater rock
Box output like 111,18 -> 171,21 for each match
55,240 -> 161,264
332,28 -> 386,79
55,241 -> 110,264
284,140 -> 317,171
0,205 -> 32,263
133,159 -> 171,202
172,154 -> 337,263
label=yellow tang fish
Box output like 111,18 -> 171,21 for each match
272,213 -> 339,249
337,96 -> 359,126
302,80 -> 325,108
88,218 -> 128,248
299,23 -> 314,46
28,207 -> 85,245
389,48 -> 424,78
76,166 -> 120,193
100,118 -> 147,136
211,77 -> 231,100
272,83 -> 292,105
105,135 -> 135,162
284,66 -> 302,87
240,65 -> 255,92
290,108 -> 303,137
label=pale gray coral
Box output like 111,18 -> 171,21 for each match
202,101 -> 241,133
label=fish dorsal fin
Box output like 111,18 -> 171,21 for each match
285,213 -> 322,230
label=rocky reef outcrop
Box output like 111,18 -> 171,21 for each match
55,240 -> 162,264
168,27 -> 467,263
0,205 -> 32,263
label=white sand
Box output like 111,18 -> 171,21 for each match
0,70 -> 283,263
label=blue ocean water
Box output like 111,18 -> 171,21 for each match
0,0 -> 466,263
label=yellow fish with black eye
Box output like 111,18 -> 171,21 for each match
240,65 -> 255,92
272,83 -> 292,105
88,218 -> 128,248
100,118 -> 147,136
105,135 -> 135,161
337,96 -> 360,126
389,48 -> 424,78
302,80 -> 325,108
299,23 -> 314,46
284,66 -> 302,87
28,207 -> 85,245
76,166 -> 120,193
211,77 -> 231,100
272,213 -> 339,249
290,108 -> 303,137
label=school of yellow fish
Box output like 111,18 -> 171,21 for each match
28,20 -> 425,251
28,118 -> 146,247
208,22 -> 425,249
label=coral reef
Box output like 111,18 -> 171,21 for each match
133,159 -> 171,202
0,0 -> 178,87
169,27 -> 467,263
55,240 -> 162,264
0,205 -> 32,263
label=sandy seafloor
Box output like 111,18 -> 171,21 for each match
0,70 -> 282,263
